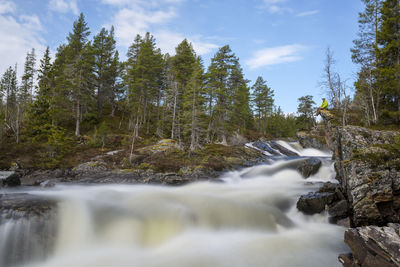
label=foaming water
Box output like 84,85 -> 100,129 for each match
0,143 -> 348,267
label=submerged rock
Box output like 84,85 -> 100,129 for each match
297,158 -> 322,178
340,224 -> 400,267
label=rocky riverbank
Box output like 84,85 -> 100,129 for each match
300,110 -> 400,266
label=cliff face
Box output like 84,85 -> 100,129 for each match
322,112 -> 400,227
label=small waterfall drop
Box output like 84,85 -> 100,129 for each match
0,141 -> 348,267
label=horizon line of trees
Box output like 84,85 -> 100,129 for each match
0,13 -> 305,165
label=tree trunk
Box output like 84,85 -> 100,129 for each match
171,82 -> 178,139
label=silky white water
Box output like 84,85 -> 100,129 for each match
0,142 -> 348,267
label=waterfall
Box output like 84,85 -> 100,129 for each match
0,141 -> 349,267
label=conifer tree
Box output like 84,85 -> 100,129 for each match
351,0 -> 382,124
251,76 -> 274,134
20,48 -> 36,104
0,66 -> 19,141
92,26 -> 118,117
297,95 -> 316,130
182,56 -> 206,150
205,45 -> 235,144
170,39 -> 196,142
229,59 -> 253,132
65,13 -> 94,137
25,47 -> 53,135
376,0 -> 400,118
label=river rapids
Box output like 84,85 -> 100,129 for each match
0,141 -> 349,267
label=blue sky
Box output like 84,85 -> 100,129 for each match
0,0 -> 364,113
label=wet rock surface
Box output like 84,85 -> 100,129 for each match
0,193 -> 56,219
297,158 -> 322,178
339,224 -> 400,267
296,182 -> 349,222
0,171 -> 21,187
296,127 -> 330,151
325,123 -> 400,226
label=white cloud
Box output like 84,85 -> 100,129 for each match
154,31 -> 218,56
259,0 -> 289,14
110,6 -> 177,47
296,10 -> 319,17
48,0 -> 79,15
103,0 -> 217,56
0,0 -> 15,14
0,11 -> 45,79
246,44 -> 308,69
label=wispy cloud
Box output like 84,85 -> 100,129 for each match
259,0 -> 289,14
154,31 -> 218,55
246,44 -> 308,69
0,3 -> 45,78
296,10 -> 319,17
103,0 -> 217,56
48,0 -> 79,15
0,0 -> 16,14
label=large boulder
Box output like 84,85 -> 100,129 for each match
297,182 -> 349,221
0,171 -> 21,187
326,124 -> 400,226
296,191 -> 336,215
297,158 -> 322,178
296,127 -> 329,151
339,224 -> 400,267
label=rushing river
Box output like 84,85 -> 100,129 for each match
0,142 -> 349,267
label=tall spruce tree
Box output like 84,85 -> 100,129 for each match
229,59 -> 253,132
206,45 -> 235,144
92,26 -> 118,117
251,76 -> 274,134
183,56 -> 206,150
351,0 -> 382,124
25,47 -> 53,136
65,13 -> 93,137
1,66 -> 19,141
297,95 -> 316,130
20,48 -> 36,104
170,39 -> 196,142
125,32 -> 164,159
377,0 -> 400,119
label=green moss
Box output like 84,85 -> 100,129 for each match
351,144 -> 400,169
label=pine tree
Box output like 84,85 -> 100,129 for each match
124,33 -> 164,159
205,45 -> 235,144
92,26 -> 118,117
297,95 -> 316,130
65,13 -> 94,137
229,59 -> 253,132
251,76 -> 274,134
0,65 -> 19,141
351,0 -> 382,124
377,0 -> 400,119
170,39 -> 196,142
20,48 -> 36,104
25,47 -> 53,136
182,56 -> 206,150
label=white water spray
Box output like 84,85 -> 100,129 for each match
0,142 -> 348,267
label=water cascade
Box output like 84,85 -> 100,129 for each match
0,141 -> 349,267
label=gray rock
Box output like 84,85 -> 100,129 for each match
296,191 -> 336,215
297,158 -> 322,178
323,121 -> 400,226
342,224 -> 400,267
1,172 -> 21,187
269,141 -> 299,156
